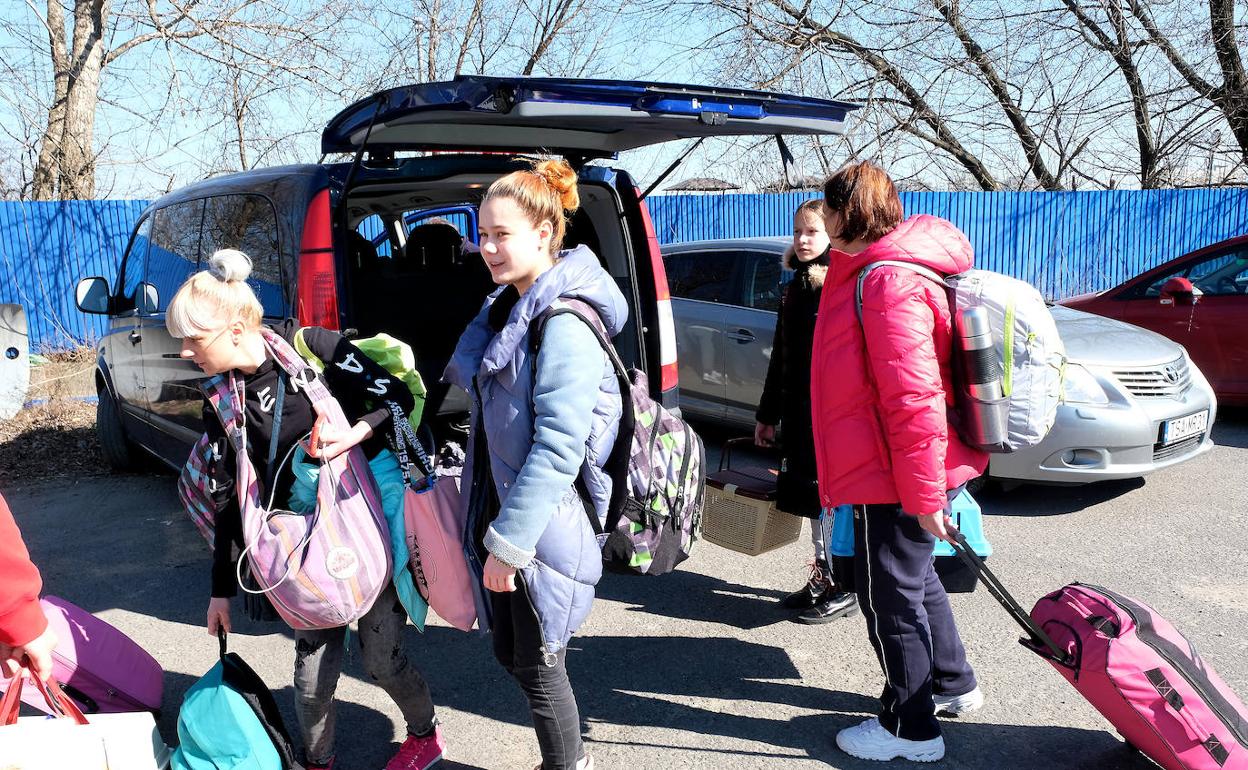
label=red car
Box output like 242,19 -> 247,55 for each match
1062,237 -> 1248,406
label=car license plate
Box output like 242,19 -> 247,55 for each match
1162,411 -> 1208,445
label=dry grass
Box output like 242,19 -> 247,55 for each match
39,343 -> 96,365
26,350 -> 97,403
0,399 -> 108,486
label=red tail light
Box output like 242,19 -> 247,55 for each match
635,189 -> 679,393
296,188 -> 339,330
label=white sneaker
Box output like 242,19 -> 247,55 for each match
532,756 -> 593,770
933,686 -> 984,716
835,717 -> 946,762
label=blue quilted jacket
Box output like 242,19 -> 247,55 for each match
444,245 -> 626,652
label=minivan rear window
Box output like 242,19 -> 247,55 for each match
201,194 -> 285,316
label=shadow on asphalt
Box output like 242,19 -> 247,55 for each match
977,478 -> 1146,517
1214,408 -> 1248,448
594,568 -> 789,630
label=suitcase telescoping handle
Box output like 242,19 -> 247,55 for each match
719,437 -> 776,473
949,532 -> 1072,666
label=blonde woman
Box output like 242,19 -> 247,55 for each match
167,249 -> 443,770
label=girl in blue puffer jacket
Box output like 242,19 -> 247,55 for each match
444,158 -> 626,770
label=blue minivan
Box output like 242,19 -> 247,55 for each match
74,76 -> 858,470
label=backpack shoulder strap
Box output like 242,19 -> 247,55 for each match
528,298 -> 634,537
855,260 -> 950,323
530,299 -> 628,380
260,327 -> 331,404
200,374 -> 245,454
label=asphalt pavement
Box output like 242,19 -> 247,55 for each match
5,413 -> 1247,770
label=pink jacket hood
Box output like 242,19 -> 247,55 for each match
829,214 -> 975,290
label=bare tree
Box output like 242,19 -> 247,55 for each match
708,0 -> 1006,189
1128,0 -> 1248,170
934,0 -> 1064,190
8,0 -> 348,200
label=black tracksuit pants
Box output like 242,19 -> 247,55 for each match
852,493 -> 978,741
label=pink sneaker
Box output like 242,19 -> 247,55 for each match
385,725 -> 445,770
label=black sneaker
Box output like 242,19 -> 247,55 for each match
780,561 -> 831,609
796,591 -> 858,624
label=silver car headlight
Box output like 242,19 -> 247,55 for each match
1062,364 -> 1109,405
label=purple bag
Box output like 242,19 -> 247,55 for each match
202,329 -> 393,630
0,596 -> 163,715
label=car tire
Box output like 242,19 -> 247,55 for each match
96,390 -> 139,472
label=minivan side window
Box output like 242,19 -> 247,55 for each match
665,250 -> 737,303
118,216 -> 153,307
201,194 -> 285,316
356,215 -> 392,258
146,200 -> 205,313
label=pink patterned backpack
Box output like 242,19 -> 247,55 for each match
179,328 -> 393,630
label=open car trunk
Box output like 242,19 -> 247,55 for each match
333,161 -> 646,422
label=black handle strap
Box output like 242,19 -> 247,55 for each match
217,628 -> 228,660
719,437 -> 761,472
949,532 -> 1071,665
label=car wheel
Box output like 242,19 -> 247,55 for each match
96,390 -> 139,472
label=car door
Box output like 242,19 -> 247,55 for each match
102,215 -> 153,413
723,250 -> 787,426
143,194 -> 289,445
664,249 -> 739,421
1117,247 -> 1248,399
1186,249 -> 1248,400
135,199 -> 206,448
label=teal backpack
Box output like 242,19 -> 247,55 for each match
170,632 -> 301,770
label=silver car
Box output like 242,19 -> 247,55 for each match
662,237 -> 1218,485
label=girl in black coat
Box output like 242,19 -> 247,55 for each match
755,200 -> 857,624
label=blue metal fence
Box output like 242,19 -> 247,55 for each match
0,200 -> 148,351
4,189 -> 1248,349
645,189 -> 1248,301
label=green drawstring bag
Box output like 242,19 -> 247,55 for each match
293,329 -> 428,432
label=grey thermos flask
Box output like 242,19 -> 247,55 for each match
956,305 -> 1008,448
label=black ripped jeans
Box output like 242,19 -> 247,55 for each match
292,583 -> 436,765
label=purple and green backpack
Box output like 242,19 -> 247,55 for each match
532,299 -> 706,576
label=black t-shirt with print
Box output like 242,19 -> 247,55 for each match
203,320 -> 414,598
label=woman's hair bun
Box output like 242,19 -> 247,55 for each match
534,159 -> 579,212
208,249 -> 253,283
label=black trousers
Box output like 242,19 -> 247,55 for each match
490,576 -> 584,770
852,498 -> 978,741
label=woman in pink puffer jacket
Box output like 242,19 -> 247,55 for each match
810,162 -> 989,763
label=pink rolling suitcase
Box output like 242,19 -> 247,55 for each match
0,595 -> 164,715
952,535 -> 1248,770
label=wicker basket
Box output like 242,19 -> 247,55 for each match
701,439 -> 802,556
